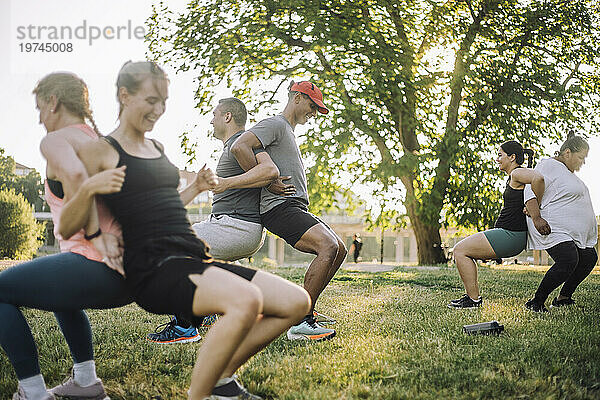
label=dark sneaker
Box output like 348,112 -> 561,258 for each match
551,297 -> 575,308
287,317 -> 336,341
313,310 -> 336,325
13,387 -> 55,400
447,294 -> 482,309
525,299 -> 548,313
49,374 -> 109,399
146,317 -> 201,344
210,375 -> 262,399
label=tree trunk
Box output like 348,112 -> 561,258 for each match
412,219 -> 447,265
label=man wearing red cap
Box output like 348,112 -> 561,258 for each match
231,81 -> 346,342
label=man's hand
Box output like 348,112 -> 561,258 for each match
532,216 -> 551,235
91,233 -> 125,276
84,166 -> 126,195
267,176 -> 296,196
212,177 -> 229,194
194,164 -> 218,192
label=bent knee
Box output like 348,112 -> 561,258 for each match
291,286 -> 311,318
317,237 -> 339,258
227,284 -> 262,323
338,242 -> 348,258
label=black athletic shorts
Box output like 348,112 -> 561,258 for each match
260,200 -> 321,246
125,234 -> 258,326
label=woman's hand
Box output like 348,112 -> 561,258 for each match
194,164 -> 218,192
532,216 -> 551,235
92,233 -> 125,276
85,166 -> 126,195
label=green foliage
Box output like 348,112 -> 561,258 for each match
147,0 -> 600,262
0,148 -> 44,211
1,264 -> 599,398
0,188 -> 45,260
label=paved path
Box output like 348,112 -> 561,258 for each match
342,262 -> 445,273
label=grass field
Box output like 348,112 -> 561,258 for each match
1,263 -> 599,399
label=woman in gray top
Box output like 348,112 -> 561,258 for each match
524,133 -> 597,312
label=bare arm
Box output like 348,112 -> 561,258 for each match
41,133 -> 95,239
525,198 -> 551,235
213,152 -> 279,193
59,139 -> 120,238
511,168 -> 545,205
179,165 -> 218,206
230,131 -> 263,171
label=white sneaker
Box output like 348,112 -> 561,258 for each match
13,387 -> 55,400
287,317 -> 336,341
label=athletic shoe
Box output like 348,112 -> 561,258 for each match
449,294 -> 482,304
447,294 -> 482,309
209,375 -> 262,399
146,317 -> 201,344
199,314 -> 219,329
13,387 -> 55,400
525,299 -> 548,313
551,297 -> 575,308
49,374 -> 109,399
287,317 -> 336,341
313,310 -> 336,325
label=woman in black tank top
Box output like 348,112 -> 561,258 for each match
447,140 -> 547,309
71,61 -> 310,399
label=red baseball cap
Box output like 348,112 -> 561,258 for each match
290,81 -> 329,114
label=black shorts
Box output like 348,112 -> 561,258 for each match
125,235 -> 257,326
260,200 -> 321,246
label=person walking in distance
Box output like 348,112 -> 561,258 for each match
350,233 -> 363,263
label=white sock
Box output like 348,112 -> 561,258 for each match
215,375 -> 235,387
73,360 -> 99,387
18,374 -> 47,399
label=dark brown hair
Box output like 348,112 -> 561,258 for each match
500,140 -> 535,167
116,61 -> 168,117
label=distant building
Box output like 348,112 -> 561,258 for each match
14,162 -> 33,177
178,169 -> 211,205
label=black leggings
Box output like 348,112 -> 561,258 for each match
0,252 -> 132,379
534,241 -> 598,303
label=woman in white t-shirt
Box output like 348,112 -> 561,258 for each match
524,133 -> 598,312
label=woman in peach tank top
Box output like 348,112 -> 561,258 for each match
0,72 -> 132,400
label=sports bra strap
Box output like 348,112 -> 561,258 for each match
150,139 -> 164,154
103,136 -> 164,157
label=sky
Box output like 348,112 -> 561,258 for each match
1,0 -> 598,215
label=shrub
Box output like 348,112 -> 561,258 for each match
0,188 -> 45,259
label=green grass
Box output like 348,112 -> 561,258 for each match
1,264 -> 599,399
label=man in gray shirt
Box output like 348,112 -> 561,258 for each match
231,81 -> 347,342
148,97 -> 284,344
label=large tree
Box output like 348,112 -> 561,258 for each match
147,0 -> 600,263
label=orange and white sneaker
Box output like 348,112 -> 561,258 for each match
313,310 -> 336,325
287,317 -> 336,341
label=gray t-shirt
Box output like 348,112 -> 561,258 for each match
249,115 -> 309,214
212,130 -> 265,224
